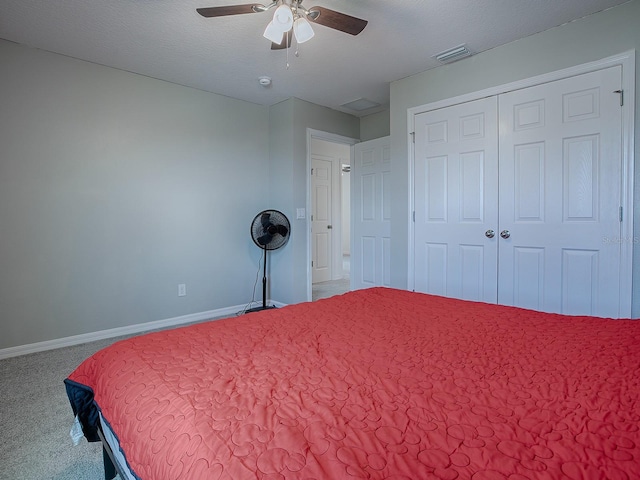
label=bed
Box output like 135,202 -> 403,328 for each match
65,287 -> 640,479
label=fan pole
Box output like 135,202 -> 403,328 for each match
247,244 -> 276,313
261,244 -> 268,309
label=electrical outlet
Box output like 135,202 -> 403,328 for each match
178,284 -> 186,297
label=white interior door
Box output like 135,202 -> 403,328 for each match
498,66 -> 623,316
351,136 -> 391,290
413,97 -> 499,302
311,156 -> 333,283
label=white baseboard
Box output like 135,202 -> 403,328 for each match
0,300 -> 286,360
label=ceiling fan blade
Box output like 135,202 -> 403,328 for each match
196,4 -> 264,17
307,6 -> 367,36
271,30 -> 293,50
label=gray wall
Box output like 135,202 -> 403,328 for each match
268,98 -> 360,305
360,109 -> 390,141
389,0 -> 640,316
0,40 -> 271,349
0,40 -> 360,350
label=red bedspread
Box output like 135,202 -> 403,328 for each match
66,287 -> 640,479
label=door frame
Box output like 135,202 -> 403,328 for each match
407,50 -> 635,316
306,129 -> 358,301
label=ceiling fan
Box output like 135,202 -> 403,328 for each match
197,1 -> 368,50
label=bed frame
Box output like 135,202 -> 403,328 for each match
97,422 -> 129,480
97,424 -> 124,480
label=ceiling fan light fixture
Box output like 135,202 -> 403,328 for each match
272,4 -> 294,31
263,21 -> 285,43
293,16 -> 314,43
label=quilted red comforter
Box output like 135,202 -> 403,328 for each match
66,287 -> 640,479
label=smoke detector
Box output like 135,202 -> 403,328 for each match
258,76 -> 272,87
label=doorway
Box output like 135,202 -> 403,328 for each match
307,130 -> 357,301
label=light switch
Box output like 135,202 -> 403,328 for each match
296,208 -> 306,219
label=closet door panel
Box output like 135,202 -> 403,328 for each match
414,97 -> 499,302
498,66 -> 623,317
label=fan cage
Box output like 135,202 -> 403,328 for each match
250,210 -> 291,251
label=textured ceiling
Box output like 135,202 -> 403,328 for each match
0,0 -> 631,116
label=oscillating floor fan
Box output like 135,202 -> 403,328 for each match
247,209 -> 291,312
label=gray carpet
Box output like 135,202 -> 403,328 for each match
0,337 -> 125,480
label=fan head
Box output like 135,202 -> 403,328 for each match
251,210 -> 291,250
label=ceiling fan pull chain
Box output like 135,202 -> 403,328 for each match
286,35 -> 290,69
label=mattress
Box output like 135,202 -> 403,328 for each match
65,287 -> 640,479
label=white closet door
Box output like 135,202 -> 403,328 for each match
351,136 -> 391,290
414,97 -> 499,302
498,66 -> 623,317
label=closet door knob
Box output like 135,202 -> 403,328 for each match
485,229 -> 495,238
500,230 -> 511,239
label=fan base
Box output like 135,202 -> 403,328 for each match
245,305 -> 277,313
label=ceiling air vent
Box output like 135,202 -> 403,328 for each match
340,98 -> 381,112
433,44 -> 472,64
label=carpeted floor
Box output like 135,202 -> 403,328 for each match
0,337 -> 126,480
